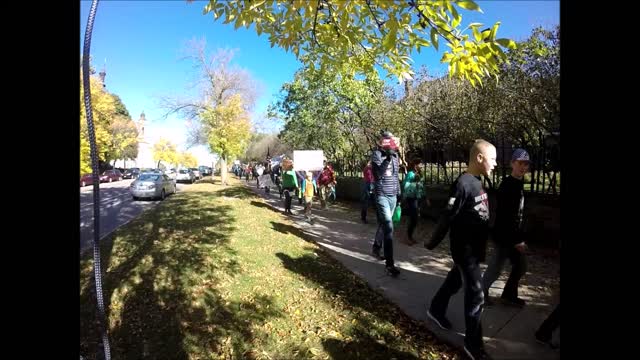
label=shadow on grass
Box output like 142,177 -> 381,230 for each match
216,185 -> 259,200
269,221 -> 312,240
250,200 -> 284,215
322,338 -> 419,360
275,251 -> 456,359
80,188 -> 282,359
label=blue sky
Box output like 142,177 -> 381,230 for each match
80,0 -> 558,161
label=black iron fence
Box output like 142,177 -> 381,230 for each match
333,135 -> 560,196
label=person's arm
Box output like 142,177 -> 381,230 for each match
371,149 -> 391,180
395,156 -> 401,197
425,180 -> 465,250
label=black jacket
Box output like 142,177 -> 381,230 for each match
493,175 -> 525,247
426,173 -> 490,262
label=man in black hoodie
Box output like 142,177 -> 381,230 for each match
425,139 -> 497,360
482,148 -> 530,306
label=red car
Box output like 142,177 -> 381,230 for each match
100,169 -> 123,183
80,174 -> 94,187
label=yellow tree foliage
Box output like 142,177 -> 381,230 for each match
80,74 -> 116,175
179,151 -> 198,168
109,115 -> 139,163
152,138 -> 178,169
195,0 -> 516,85
204,94 -> 251,161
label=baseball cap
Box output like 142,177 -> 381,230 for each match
512,148 -> 530,162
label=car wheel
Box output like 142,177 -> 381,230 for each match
160,189 -> 166,201
81,181 -> 86,187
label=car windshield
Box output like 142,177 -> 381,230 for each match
179,170 -> 189,174
138,174 -> 160,181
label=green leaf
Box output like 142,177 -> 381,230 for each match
440,52 -> 454,63
472,27 -> 481,42
474,73 -> 483,86
490,22 -> 501,42
456,1 -> 481,12
496,38 -> 517,50
382,28 -> 397,52
249,0 -> 265,11
430,27 -> 439,51
451,6 -> 461,28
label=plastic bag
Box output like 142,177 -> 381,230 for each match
392,204 -> 402,225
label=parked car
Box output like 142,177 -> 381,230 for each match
100,169 -> 123,183
130,173 -> 176,200
123,168 -> 140,179
80,174 -> 94,187
164,169 -> 178,183
189,168 -> 202,180
176,169 -> 196,183
199,165 -> 212,176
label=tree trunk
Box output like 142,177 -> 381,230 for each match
221,156 -> 228,185
157,160 -> 161,169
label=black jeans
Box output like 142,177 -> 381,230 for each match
406,197 -> 419,240
537,304 -> 560,339
430,254 -> 485,350
283,187 -> 295,211
482,242 -> 527,299
360,182 -> 374,220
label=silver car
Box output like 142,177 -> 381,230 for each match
130,173 -> 176,200
189,168 -> 202,180
176,169 -> 196,183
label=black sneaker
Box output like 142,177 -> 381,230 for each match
484,295 -> 494,307
426,310 -> 452,330
385,265 -> 401,277
535,331 -> 558,349
371,248 -> 385,261
501,296 -> 526,307
464,345 -> 492,360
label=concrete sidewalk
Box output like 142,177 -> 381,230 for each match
246,181 -> 560,359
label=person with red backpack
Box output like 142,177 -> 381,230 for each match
317,160 -> 337,209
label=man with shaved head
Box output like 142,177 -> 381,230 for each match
425,139 -> 497,360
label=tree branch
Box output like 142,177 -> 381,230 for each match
365,0 -> 386,36
407,1 -> 461,42
312,0 -> 321,48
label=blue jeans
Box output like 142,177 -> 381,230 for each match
373,194 -> 397,267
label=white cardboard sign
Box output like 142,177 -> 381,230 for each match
293,150 -> 324,171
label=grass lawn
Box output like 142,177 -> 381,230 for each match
80,178 -> 458,360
